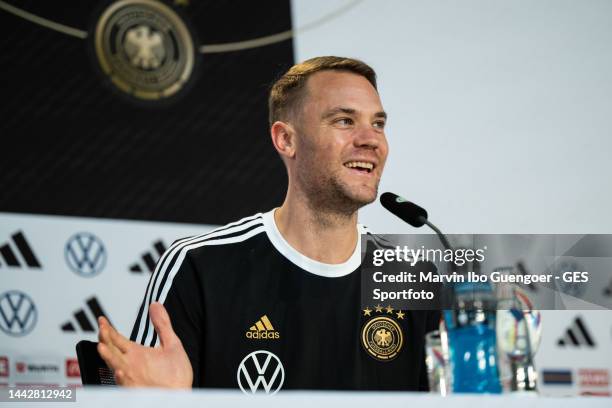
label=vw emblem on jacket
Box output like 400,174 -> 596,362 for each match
237,350 -> 284,395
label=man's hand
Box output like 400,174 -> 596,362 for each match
97,302 -> 193,388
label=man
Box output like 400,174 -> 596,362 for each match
98,56 -> 439,390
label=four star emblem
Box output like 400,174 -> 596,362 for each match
363,305 -> 406,320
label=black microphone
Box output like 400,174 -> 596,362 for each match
379,192 -> 453,251
380,192 -> 428,227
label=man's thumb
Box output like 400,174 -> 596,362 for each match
149,302 -> 177,348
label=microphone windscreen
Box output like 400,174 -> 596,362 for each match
380,192 -> 428,228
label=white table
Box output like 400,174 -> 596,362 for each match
16,388 -> 611,408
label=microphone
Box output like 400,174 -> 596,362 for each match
379,192 -> 453,251
379,192 -> 428,227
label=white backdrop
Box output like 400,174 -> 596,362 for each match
292,0 -> 612,234
0,213 -> 212,387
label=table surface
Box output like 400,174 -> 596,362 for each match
15,388 -> 612,408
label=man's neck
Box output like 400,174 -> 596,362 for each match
274,192 -> 359,265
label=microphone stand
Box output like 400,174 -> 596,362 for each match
418,216 -> 454,251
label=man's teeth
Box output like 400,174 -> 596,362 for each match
344,161 -> 374,171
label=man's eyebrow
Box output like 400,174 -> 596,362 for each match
321,106 -> 356,120
321,107 -> 388,120
374,111 -> 388,120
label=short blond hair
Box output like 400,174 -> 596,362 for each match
268,56 -> 377,126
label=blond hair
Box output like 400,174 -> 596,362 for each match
268,56 -> 377,126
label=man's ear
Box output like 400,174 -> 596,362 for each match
270,121 -> 297,159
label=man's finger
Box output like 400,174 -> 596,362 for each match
97,317 -> 108,343
99,325 -> 123,357
149,302 -> 177,348
108,325 -> 131,353
97,342 -> 125,372
114,369 -> 125,386
98,316 -> 109,328
99,325 -> 114,346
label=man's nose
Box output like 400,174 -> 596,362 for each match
353,123 -> 383,149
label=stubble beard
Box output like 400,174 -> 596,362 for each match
298,163 -> 379,220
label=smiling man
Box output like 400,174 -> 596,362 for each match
97,56 -> 439,390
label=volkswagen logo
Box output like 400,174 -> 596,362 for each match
0,291 -> 38,337
65,232 -> 107,277
94,0 -> 196,101
237,350 -> 284,395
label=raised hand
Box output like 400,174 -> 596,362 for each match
97,302 -> 193,388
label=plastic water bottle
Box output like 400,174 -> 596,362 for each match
444,281 -> 502,393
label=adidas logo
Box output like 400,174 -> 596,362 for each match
129,240 -> 167,273
245,315 -> 280,340
557,316 -> 596,347
0,231 -> 41,269
61,297 -> 110,333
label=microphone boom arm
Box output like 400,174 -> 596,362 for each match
419,216 -> 454,252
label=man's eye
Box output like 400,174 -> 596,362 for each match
335,118 -> 353,126
373,120 -> 386,129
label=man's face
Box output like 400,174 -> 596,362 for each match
293,70 -> 389,213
